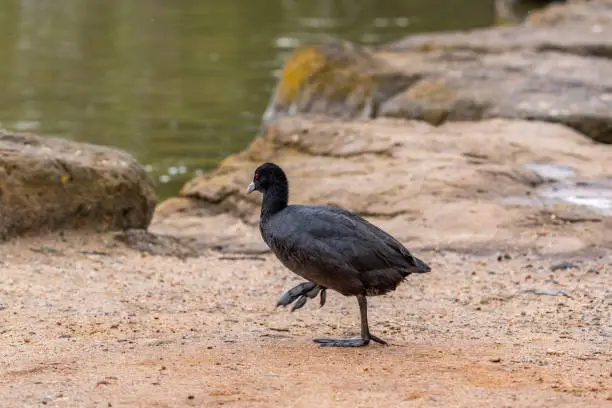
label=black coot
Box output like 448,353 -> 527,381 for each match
247,162 -> 431,347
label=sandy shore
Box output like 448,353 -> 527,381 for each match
0,232 -> 610,407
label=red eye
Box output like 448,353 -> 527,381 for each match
254,173 -> 259,180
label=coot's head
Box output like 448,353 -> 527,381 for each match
246,162 -> 288,194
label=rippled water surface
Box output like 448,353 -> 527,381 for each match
0,0 -> 502,197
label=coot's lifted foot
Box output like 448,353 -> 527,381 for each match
314,295 -> 388,347
277,282 -> 327,312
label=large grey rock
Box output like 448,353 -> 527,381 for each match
378,49 -> 612,143
0,130 -> 157,239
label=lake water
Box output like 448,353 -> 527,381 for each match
0,0 -> 509,198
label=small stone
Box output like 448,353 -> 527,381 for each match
490,357 -> 502,363
551,261 -> 577,272
533,289 -> 570,297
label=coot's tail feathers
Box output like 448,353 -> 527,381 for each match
409,255 -> 431,273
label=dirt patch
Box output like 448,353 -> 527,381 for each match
1,233 -> 610,407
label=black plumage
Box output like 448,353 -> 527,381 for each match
247,162 -> 430,347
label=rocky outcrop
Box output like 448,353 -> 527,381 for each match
0,130 -> 157,239
263,0 -> 612,143
152,116 -> 612,255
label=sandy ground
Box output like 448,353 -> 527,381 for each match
0,232 -> 610,408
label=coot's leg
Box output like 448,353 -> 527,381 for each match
358,295 -> 387,345
277,282 -> 326,312
314,295 -> 388,347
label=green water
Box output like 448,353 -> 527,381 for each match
0,0 -> 497,198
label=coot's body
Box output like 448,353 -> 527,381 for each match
262,205 -> 428,297
247,162 -> 430,347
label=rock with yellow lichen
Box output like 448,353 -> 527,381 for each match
262,40 -> 419,125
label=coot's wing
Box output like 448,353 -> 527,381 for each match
298,205 -> 430,274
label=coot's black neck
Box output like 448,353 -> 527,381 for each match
261,182 -> 288,221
